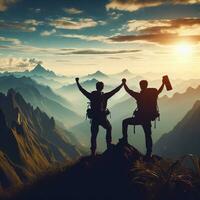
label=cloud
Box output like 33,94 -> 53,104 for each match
0,19 -> 41,32
0,39 -> 141,56
0,57 -> 42,71
106,0 -> 200,12
41,29 -> 56,36
35,8 -> 41,13
24,19 -> 42,26
109,18 -> 200,45
63,7 -> 83,14
127,18 -> 200,35
0,0 -> 18,12
0,36 -> 21,45
108,11 -> 123,20
59,34 -> 108,42
56,49 -> 141,55
50,17 -> 99,30
109,33 -> 200,45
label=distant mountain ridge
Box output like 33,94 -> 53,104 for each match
154,100 -> 200,157
84,70 -> 108,79
112,69 -> 134,78
1,64 -> 57,78
0,75 -> 82,127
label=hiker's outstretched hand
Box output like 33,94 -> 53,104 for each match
122,78 -> 126,85
75,77 -> 79,82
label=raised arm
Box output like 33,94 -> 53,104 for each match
157,77 -> 165,95
75,78 -> 91,99
122,79 -> 139,99
104,82 -> 123,99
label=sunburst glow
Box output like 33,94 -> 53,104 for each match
175,42 -> 193,56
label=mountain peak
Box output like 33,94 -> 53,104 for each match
94,70 -> 107,76
122,69 -> 132,74
31,64 -> 47,73
30,64 -> 56,77
114,69 -> 133,77
86,70 -> 108,78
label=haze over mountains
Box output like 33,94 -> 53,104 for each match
154,100 -> 200,157
0,76 -> 81,128
71,84 -> 200,153
1,64 -> 200,155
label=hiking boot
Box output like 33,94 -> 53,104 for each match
118,137 -> 128,145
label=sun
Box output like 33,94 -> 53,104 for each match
175,42 -> 193,56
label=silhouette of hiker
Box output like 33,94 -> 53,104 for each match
76,78 -> 123,156
120,78 -> 165,158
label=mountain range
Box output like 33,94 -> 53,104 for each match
84,70 -> 109,80
0,76 -> 82,128
154,100 -> 200,157
0,89 -> 82,189
71,85 -> 200,152
2,64 -> 56,78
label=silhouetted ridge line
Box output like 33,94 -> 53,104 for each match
9,142 -> 200,200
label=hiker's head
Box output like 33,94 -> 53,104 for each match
96,81 -> 104,91
140,80 -> 148,91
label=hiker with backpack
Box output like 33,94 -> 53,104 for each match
75,77 -> 123,156
119,78 -> 166,159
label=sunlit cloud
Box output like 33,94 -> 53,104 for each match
127,18 -> 200,36
41,29 -> 56,36
0,57 -> 42,71
63,7 -> 83,14
50,17 -> 99,30
109,33 -> 200,45
106,0 -> 200,12
59,34 -> 108,42
109,18 -> 200,45
108,11 -> 123,20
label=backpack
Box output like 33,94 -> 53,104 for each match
134,88 -> 160,126
86,91 -> 110,120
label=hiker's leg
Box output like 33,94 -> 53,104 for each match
90,120 -> 99,155
122,117 -> 137,142
142,122 -> 152,157
100,119 -> 112,149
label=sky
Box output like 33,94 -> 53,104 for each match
0,0 -> 200,77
